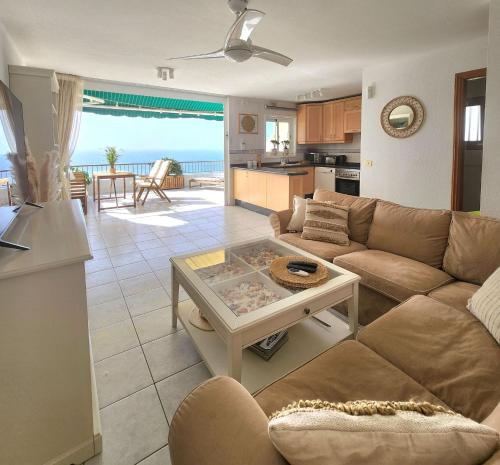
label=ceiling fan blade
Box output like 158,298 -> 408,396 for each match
252,46 -> 293,67
225,9 -> 265,46
168,49 -> 225,60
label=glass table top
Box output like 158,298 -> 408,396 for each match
180,239 -> 341,317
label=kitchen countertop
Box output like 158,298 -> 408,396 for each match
231,165 -> 309,176
231,161 -> 360,174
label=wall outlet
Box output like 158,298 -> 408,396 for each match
363,159 -> 374,167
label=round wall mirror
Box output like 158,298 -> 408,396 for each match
381,96 -> 425,138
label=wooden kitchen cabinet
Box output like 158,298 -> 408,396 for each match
247,171 -> 267,208
297,103 -> 323,144
344,96 -> 362,133
233,168 -> 314,212
233,169 -> 249,201
297,95 -> 361,144
322,102 -> 335,143
297,104 -> 306,144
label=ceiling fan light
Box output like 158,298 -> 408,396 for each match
225,47 -> 253,62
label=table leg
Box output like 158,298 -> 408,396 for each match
123,177 -> 126,198
112,179 -> 118,207
171,267 -> 179,329
347,282 -> 359,336
93,176 -> 96,201
97,178 -> 101,212
227,334 -> 242,382
133,176 -> 136,208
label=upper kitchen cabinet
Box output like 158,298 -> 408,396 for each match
297,95 -> 361,144
297,103 -> 323,144
344,96 -> 362,133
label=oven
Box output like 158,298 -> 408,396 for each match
335,168 -> 360,196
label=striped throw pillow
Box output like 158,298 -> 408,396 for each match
301,200 -> 350,246
468,266 -> 500,344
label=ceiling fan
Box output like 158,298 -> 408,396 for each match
168,0 -> 293,66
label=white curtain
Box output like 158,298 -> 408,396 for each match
56,73 -> 83,199
0,83 -> 17,153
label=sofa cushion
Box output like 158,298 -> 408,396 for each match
367,200 -> 451,268
278,233 -> 366,261
428,281 -> 480,312
301,200 -> 350,245
255,340 -> 446,417
334,250 -> 454,302
313,189 -> 377,244
443,212 -> 500,285
358,295 -> 500,422
269,400 -> 499,465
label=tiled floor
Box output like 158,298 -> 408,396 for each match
84,187 -> 273,465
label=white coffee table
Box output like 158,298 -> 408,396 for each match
170,238 -> 360,393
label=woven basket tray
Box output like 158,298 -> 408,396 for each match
269,256 -> 329,289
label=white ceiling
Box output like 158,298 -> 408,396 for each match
0,0 -> 490,101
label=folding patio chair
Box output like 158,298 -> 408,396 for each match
135,159 -> 172,205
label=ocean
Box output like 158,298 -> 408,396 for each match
0,149 -> 224,172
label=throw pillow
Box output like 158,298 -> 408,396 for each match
468,266 -> 500,344
286,196 -> 307,232
301,200 -> 350,246
268,400 -> 499,465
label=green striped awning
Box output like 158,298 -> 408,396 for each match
82,90 -> 224,121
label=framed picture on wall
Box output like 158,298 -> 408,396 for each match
239,113 -> 258,134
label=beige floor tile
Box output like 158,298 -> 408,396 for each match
140,246 -> 171,260
137,446 -> 171,465
94,347 -> 153,408
110,251 -> 144,268
156,363 -> 211,422
119,272 -> 162,297
114,260 -> 152,280
107,243 -> 138,257
86,268 -> 117,289
142,331 -> 201,382
86,257 -> 113,274
91,248 -> 109,259
146,255 -> 172,271
88,298 -> 130,331
125,287 -> 171,316
133,307 -> 179,344
91,319 -> 139,362
85,386 -> 168,465
136,238 -> 164,251
87,281 -> 123,306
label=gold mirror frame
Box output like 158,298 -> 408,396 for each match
380,96 -> 425,138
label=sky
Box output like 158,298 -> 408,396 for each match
74,112 -> 224,154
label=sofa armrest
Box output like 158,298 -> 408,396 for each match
269,209 -> 293,237
169,376 -> 287,465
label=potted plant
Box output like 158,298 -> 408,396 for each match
270,139 -> 279,154
105,146 -> 120,173
161,157 -> 185,189
281,140 -> 290,156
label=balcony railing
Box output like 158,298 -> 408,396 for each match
70,160 -> 224,177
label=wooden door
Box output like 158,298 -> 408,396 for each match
248,171 -> 267,207
322,102 -> 335,143
305,104 -> 323,144
233,169 -> 249,201
297,105 -> 306,144
333,101 -> 353,143
344,110 -> 361,133
266,175 -> 290,211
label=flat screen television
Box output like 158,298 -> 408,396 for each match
0,78 -> 34,250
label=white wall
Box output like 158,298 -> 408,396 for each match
481,0 -> 500,218
0,22 -> 23,85
360,38 -> 487,209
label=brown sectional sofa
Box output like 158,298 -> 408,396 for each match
169,295 -> 500,465
269,189 -> 500,325
168,191 -> 500,464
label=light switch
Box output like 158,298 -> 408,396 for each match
363,160 -> 374,167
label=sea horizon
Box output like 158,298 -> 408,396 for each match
0,148 -> 224,172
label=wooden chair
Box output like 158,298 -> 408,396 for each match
0,178 -> 13,206
70,171 -> 88,214
135,159 -> 172,205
